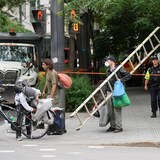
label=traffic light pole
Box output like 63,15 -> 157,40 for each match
51,0 -> 65,109
79,12 -> 90,70
50,0 -> 64,71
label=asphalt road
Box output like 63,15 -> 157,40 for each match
1,87 -> 160,159
0,141 -> 160,160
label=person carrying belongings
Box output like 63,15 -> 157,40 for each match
144,54 -> 160,118
14,80 -> 40,141
104,55 -> 131,133
41,58 -> 66,135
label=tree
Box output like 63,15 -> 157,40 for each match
0,0 -> 30,32
0,13 -> 29,32
0,0 -> 25,10
64,0 -> 160,62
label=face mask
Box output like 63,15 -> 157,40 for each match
105,61 -> 110,67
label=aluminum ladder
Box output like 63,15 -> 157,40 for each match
70,27 -> 160,131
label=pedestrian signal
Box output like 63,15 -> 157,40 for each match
73,23 -> 79,32
32,9 -> 46,22
71,10 -> 76,20
37,10 -> 43,21
31,9 -> 46,34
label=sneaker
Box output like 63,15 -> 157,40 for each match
36,123 -> 45,129
16,136 -> 22,141
106,127 -> 115,132
151,113 -> 157,118
113,128 -> 123,133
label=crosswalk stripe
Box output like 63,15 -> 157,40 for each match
0,150 -> 15,153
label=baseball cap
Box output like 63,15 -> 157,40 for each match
105,55 -> 116,62
151,54 -> 158,60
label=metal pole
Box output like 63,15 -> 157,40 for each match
51,0 -> 65,109
79,12 -> 90,70
50,0 -> 64,71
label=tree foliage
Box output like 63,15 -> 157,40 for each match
66,75 -> 93,112
64,0 -> 160,59
0,0 -> 29,32
0,13 -> 29,32
0,0 -> 25,10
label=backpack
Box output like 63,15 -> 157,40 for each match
57,73 -> 73,89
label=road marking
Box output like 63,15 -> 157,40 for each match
0,150 -> 15,153
40,149 -> 56,151
69,152 -> 81,154
88,146 -> 104,149
22,144 -> 38,147
42,155 -> 56,158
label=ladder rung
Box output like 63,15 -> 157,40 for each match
115,73 -> 119,80
142,45 -> 148,56
76,113 -> 83,125
128,59 -> 135,70
149,38 -> 154,49
92,96 -> 98,106
153,34 -> 160,43
84,105 -> 91,116
99,88 -> 106,100
107,81 -> 113,91
135,52 -> 141,62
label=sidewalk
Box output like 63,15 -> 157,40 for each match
64,87 -> 160,146
1,87 -> 160,146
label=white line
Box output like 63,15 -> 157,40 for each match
88,146 -> 104,149
22,144 -> 38,147
0,150 -> 15,153
42,155 -> 56,158
69,152 -> 81,154
40,149 -> 56,151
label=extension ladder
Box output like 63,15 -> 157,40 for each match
70,27 -> 160,131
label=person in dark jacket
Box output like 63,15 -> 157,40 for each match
104,55 -> 131,133
144,54 -> 160,118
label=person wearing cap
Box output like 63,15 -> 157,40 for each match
144,54 -> 160,118
104,55 -> 131,133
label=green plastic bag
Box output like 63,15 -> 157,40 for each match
112,92 -> 131,108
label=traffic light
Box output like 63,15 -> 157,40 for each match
31,9 -> 46,34
70,10 -> 79,33
73,23 -> 79,32
71,10 -> 76,20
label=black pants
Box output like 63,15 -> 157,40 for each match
16,105 -> 31,138
150,87 -> 160,114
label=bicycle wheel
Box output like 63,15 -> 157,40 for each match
21,112 -> 50,139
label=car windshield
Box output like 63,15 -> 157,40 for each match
0,45 -> 34,62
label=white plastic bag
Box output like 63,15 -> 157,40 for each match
32,98 -> 53,122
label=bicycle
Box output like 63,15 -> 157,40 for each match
0,96 -> 55,139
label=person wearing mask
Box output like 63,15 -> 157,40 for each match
144,54 -> 160,118
104,55 -> 131,133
